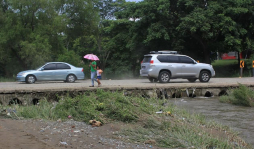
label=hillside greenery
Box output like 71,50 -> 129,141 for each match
1,0 -> 254,79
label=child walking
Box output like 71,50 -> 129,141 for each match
97,66 -> 103,87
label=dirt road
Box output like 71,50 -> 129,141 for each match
0,118 -> 161,149
0,119 -> 50,149
1,78 -> 254,92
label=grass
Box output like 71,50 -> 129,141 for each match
0,77 -> 15,82
212,59 -> 239,77
15,90 -> 155,123
212,59 -> 238,66
219,84 -> 254,107
2,89 -> 252,148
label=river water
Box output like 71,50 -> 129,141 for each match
170,97 -> 254,147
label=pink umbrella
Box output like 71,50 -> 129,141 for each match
84,54 -> 99,61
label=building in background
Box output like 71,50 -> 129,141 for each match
221,50 -> 253,60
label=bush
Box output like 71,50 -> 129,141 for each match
53,90 -> 155,123
17,99 -> 54,119
219,84 -> 254,106
15,90 -> 157,123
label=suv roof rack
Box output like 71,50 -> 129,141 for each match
149,51 -> 178,54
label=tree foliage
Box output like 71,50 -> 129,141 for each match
0,0 -> 254,78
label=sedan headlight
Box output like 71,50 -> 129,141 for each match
17,73 -> 26,76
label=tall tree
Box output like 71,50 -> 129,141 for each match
176,0 -> 254,63
0,0 -> 64,76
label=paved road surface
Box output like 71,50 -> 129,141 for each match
1,77 -> 254,92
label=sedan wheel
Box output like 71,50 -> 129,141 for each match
158,71 -> 170,83
26,75 -> 36,84
66,74 -> 76,83
199,71 -> 210,82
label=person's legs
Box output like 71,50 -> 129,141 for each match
96,76 -> 101,86
91,71 -> 98,86
90,71 -> 97,86
97,76 -> 101,86
90,72 -> 94,86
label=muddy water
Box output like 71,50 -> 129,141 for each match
170,97 -> 254,147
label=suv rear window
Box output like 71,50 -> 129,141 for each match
157,55 -> 179,63
142,56 -> 152,63
168,56 -> 179,63
179,56 -> 194,64
157,55 -> 168,62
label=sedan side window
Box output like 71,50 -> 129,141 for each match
43,64 -> 56,70
179,56 -> 194,64
57,63 -> 71,69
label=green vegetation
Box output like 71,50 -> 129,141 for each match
212,60 -> 240,77
212,59 -> 254,77
212,60 -> 238,66
4,90 -> 251,148
17,90 -> 155,122
219,84 -> 254,107
0,77 -> 15,82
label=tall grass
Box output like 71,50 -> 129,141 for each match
16,89 -> 156,122
219,84 -> 254,106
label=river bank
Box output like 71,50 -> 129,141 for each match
0,89 -> 252,149
171,97 -> 254,147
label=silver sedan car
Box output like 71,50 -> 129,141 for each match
16,62 -> 85,84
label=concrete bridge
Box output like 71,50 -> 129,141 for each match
1,78 -> 254,105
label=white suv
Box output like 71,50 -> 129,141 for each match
140,51 -> 215,83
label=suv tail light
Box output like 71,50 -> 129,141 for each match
141,61 -> 143,64
150,60 -> 154,64
82,68 -> 84,72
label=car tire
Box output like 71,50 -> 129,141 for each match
25,75 -> 36,84
158,71 -> 170,83
148,78 -> 158,83
187,78 -> 197,82
66,74 -> 76,83
199,71 -> 210,82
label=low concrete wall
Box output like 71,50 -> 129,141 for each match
0,86 -> 237,106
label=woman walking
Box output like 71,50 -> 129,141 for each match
89,60 -> 101,87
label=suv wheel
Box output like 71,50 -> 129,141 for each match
148,78 -> 158,83
187,78 -> 197,82
158,71 -> 170,83
199,71 -> 210,82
